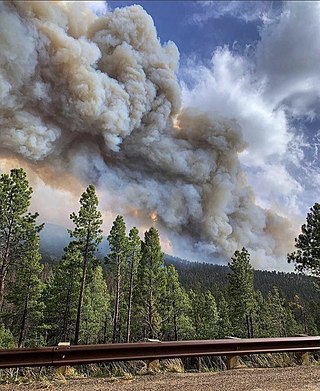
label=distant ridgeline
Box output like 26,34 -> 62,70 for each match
165,255 -> 320,332
165,255 -> 317,304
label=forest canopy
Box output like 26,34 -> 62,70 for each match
0,168 -> 318,347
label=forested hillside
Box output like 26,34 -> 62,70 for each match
166,257 -> 320,333
166,257 -> 318,302
0,168 -> 320,349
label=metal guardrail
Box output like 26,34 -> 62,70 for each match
0,337 -> 320,368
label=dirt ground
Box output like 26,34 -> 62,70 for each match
1,366 -> 320,391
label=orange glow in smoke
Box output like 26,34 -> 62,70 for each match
150,211 -> 158,223
129,208 -> 140,218
173,116 -> 181,130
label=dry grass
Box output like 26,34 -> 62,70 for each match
0,353 -> 313,385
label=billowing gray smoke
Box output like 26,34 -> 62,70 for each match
0,1 -> 294,267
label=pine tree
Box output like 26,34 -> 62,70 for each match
254,287 -> 300,338
125,227 -> 141,343
267,287 -> 295,337
69,185 -> 103,345
135,227 -> 165,340
162,265 -> 192,341
288,203 -> 320,276
254,290 -> 273,337
107,215 -> 128,343
289,294 -> 318,335
290,294 -> 308,334
0,168 -> 42,309
216,294 -> 232,338
8,233 -> 44,347
44,242 -> 82,344
228,248 -> 255,338
189,289 -> 219,339
0,324 -> 15,348
81,265 -> 110,344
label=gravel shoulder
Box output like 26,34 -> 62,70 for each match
1,366 -> 320,391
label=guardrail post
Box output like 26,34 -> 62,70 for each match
145,339 -> 161,372
295,334 -> 310,366
225,336 -> 245,370
55,342 -> 73,376
297,351 -> 310,366
197,357 -> 202,372
226,354 -> 242,370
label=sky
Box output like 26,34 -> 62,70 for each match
114,1 -> 319,227
1,1 -> 320,271
107,0 -> 318,209
95,0 -> 320,266
107,0 -> 318,202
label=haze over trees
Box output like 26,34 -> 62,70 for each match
0,168 -> 319,348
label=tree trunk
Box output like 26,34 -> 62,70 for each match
74,230 -> 90,345
249,313 -> 254,338
246,314 -> 250,338
148,273 -> 154,339
193,308 -> 199,339
148,297 -> 153,338
0,219 -> 13,309
0,271 -> 7,311
18,280 -> 30,348
112,255 -> 121,343
103,314 -> 108,343
302,308 -> 308,334
173,299 -> 178,341
61,279 -> 72,341
126,253 -> 135,343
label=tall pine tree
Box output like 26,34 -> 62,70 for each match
189,289 -> 218,339
107,215 -> 128,343
69,185 -> 103,345
0,168 -> 42,309
228,248 -> 255,338
125,227 -> 141,343
135,227 -> 165,340
7,233 -> 44,347
44,242 -> 82,344
216,294 -> 232,338
162,265 -> 192,341
81,265 -> 110,344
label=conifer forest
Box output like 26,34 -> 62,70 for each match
0,168 -> 320,349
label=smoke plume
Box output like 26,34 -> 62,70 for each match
0,1 -> 294,268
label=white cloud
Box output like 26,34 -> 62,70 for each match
84,1 -> 109,15
182,1 -> 320,225
191,2 -> 320,119
181,48 -> 290,166
192,1 -> 278,25
254,3 -> 320,117
246,164 -> 302,211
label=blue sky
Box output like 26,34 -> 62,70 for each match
109,1 -> 263,64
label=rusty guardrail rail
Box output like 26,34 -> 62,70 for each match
0,337 -> 320,369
